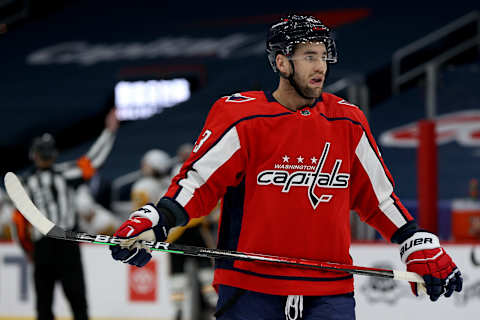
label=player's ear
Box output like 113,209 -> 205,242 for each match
276,54 -> 291,76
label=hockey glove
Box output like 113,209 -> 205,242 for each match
400,231 -> 463,301
110,203 -> 169,267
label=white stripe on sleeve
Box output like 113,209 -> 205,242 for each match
176,127 -> 241,207
88,130 -> 115,168
62,165 -> 83,180
86,130 -> 110,159
378,196 -> 407,228
355,132 -> 406,227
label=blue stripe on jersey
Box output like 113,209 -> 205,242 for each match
215,179 -> 246,270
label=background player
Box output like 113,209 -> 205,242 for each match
109,15 -> 462,320
131,149 -> 172,210
13,109 -> 118,320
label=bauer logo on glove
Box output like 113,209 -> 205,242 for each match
400,231 -> 463,301
400,232 -> 439,261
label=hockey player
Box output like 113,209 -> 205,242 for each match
110,15 -> 462,319
131,149 -> 172,210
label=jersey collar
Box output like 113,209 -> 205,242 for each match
264,91 -> 323,109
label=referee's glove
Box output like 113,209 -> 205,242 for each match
400,231 -> 463,301
110,204 -> 169,267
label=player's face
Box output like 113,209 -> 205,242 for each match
289,42 -> 328,98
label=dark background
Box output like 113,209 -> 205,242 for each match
1,0 -> 479,201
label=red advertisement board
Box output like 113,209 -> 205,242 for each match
129,260 -> 157,302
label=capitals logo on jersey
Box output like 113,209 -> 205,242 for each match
256,142 -> 350,209
224,93 -> 256,103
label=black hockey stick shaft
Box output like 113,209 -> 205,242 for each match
56,229 -> 393,279
54,228 -> 398,279
4,171 -> 424,283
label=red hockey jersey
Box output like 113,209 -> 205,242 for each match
163,91 -> 413,296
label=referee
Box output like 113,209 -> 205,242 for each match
13,109 -> 118,320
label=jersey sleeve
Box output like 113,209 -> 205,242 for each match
349,111 -> 415,241
161,99 -> 247,221
56,129 -> 116,182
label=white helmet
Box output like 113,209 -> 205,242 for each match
142,149 -> 172,175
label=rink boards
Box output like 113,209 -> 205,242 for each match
0,243 -> 479,319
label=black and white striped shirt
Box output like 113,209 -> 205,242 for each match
21,129 -> 116,240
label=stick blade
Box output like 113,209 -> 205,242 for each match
4,172 -> 55,236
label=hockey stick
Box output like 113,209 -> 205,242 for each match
4,171 -> 425,285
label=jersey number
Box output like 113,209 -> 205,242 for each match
193,130 -> 212,153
